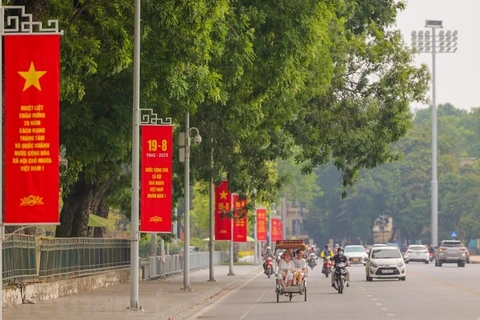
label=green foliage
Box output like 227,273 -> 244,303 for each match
17,0 -> 430,235
305,104 -> 480,245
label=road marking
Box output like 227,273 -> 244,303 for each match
381,308 -> 388,311
184,270 -> 264,320
376,302 -> 382,306
426,276 -> 480,296
368,294 -> 373,297
238,288 -> 269,320
372,298 -> 377,301
387,314 -> 394,317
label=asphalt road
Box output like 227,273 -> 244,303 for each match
179,262 -> 480,320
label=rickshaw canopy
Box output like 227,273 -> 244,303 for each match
275,240 -> 307,251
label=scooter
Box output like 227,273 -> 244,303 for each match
308,253 -> 317,270
322,256 -> 332,278
264,257 -> 274,278
333,262 -> 348,294
429,252 -> 434,262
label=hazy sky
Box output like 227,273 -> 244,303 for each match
396,0 -> 478,111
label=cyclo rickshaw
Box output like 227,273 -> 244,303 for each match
274,240 -> 307,302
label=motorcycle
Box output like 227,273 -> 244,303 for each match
333,262 -> 348,294
308,253 -> 317,270
429,252 -> 434,262
264,257 -> 274,278
322,256 -> 332,278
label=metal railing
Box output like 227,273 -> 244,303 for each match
3,236 -> 130,283
146,251 -> 228,279
38,237 -> 130,279
3,235 -> 37,282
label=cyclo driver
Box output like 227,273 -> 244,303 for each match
331,247 -> 350,288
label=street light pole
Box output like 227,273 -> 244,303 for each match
208,140 -> 215,281
252,189 -> 257,264
129,0 -> 141,309
228,193 -> 235,276
411,20 -> 458,247
268,203 -> 276,249
180,115 -> 202,290
183,112 -> 191,290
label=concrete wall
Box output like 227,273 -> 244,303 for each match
3,268 -> 130,308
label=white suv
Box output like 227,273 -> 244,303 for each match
365,247 -> 406,281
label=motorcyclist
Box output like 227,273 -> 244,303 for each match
334,243 -> 340,254
331,247 -> 350,288
320,244 -> 334,271
263,246 -> 275,273
428,244 -> 435,255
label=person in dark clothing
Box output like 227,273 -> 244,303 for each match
331,247 -> 350,287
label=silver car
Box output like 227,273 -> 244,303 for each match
404,245 -> 429,264
435,240 -> 467,267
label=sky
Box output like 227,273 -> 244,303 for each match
395,0 -> 479,111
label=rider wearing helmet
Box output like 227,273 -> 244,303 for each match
331,247 -> 350,287
263,246 -> 275,273
320,244 -> 334,259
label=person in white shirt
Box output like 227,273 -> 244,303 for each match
293,249 -> 308,285
278,250 -> 295,287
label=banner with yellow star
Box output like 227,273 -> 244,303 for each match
4,35 -> 60,225
215,181 -> 232,240
140,125 -> 173,232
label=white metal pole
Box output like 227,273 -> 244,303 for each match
253,200 -> 257,264
282,197 -> 286,239
228,194 -> 234,275
268,210 -> 272,249
183,112 -> 191,290
129,0 -> 141,310
431,27 -> 438,248
208,142 -> 215,281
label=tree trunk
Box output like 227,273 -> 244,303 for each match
93,202 -> 109,238
56,175 -> 94,237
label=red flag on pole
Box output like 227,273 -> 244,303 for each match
5,35 -> 60,225
215,181 -> 231,240
256,208 -> 267,241
233,195 -> 248,242
140,125 -> 173,232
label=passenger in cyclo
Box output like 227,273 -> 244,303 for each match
292,249 -> 308,286
278,250 -> 295,288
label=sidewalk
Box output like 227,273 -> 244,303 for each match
470,255 -> 480,264
3,264 -> 262,320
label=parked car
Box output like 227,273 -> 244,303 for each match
365,247 -> 406,281
435,240 -> 467,267
403,245 -> 429,264
344,245 -> 368,265
180,246 -> 200,254
373,244 -> 387,247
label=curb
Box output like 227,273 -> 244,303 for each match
158,267 -> 262,320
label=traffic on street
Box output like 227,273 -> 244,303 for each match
182,261 -> 480,320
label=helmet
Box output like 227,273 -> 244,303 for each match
325,244 -> 329,248
338,247 -> 344,252
334,243 -> 339,247
266,246 -> 271,250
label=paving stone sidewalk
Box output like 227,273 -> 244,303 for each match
3,264 -> 262,320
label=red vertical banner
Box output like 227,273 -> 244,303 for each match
5,35 -> 60,225
140,125 -> 173,232
256,208 -> 267,241
215,181 -> 231,240
271,218 -> 282,241
233,195 -> 248,242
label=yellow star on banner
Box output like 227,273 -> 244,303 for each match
220,190 -> 228,199
18,62 -> 47,91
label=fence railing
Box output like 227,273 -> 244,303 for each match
38,237 -> 130,279
145,251 -> 229,279
3,236 -> 231,284
3,235 -> 130,284
2,235 -> 37,282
